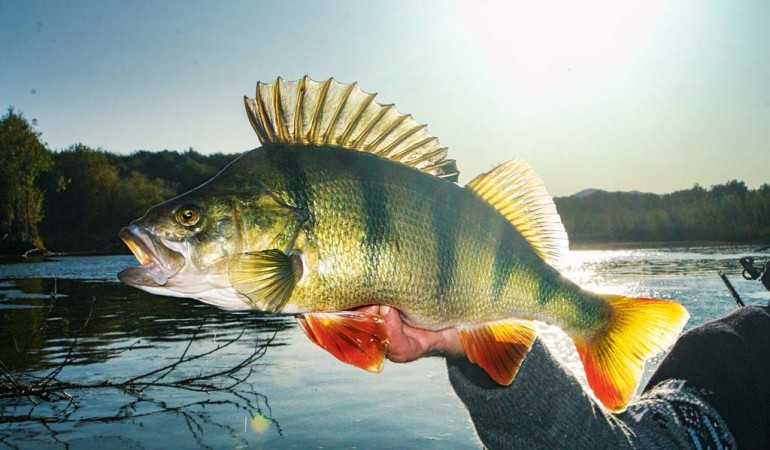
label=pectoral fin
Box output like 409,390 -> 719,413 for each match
228,249 -> 303,313
297,311 -> 389,373
458,319 -> 538,385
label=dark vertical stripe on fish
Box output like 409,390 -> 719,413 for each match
265,146 -> 313,211
432,185 -> 460,302
491,222 -> 516,302
537,263 -> 561,307
349,153 -> 392,279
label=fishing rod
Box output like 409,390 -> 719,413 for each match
719,271 -> 745,308
721,248 -> 770,308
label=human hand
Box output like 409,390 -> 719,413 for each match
357,305 -> 465,362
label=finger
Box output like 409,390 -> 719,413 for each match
355,305 -> 380,314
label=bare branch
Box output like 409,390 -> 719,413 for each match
0,297 -> 284,448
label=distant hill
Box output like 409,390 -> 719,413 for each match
567,188 -> 647,199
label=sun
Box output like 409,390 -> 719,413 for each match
461,0 -> 664,94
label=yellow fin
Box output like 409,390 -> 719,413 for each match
227,249 -> 303,313
466,160 -> 568,266
244,76 -> 459,181
458,319 -> 538,385
573,295 -> 689,412
297,311 -> 388,373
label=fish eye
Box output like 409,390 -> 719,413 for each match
175,204 -> 201,227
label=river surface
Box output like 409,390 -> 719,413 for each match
1,246 -> 768,449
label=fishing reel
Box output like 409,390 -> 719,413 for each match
740,256 -> 770,292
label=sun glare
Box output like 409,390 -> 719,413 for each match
462,0 -> 663,94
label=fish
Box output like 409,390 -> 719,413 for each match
118,76 -> 689,411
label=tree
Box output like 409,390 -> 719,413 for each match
41,144 -> 175,252
113,147 -> 237,193
0,108 -> 52,250
46,144 -> 122,233
555,181 -> 770,244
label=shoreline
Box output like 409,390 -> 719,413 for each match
2,241 -> 768,261
568,240 -> 769,251
0,249 -> 131,263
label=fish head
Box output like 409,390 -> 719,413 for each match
118,161 -> 306,311
118,186 -> 246,307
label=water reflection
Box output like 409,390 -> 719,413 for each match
562,245 -> 770,285
0,255 -> 138,281
0,277 -> 294,373
0,272 -> 294,449
1,249 -> 768,449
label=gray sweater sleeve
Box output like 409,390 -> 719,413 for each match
447,339 -> 736,450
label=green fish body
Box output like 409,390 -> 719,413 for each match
119,77 -> 688,411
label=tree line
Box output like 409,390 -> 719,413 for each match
1,107 -> 768,254
0,108 -> 239,254
554,182 -> 770,244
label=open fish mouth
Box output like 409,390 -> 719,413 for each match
118,225 -> 185,287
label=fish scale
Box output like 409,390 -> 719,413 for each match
118,76 -> 689,411
264,147 -> 535,326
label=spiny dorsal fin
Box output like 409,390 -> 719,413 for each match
466,160 -> 568,266
244,76 -> 459,182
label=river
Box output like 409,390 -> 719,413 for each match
1,246 -> 768,449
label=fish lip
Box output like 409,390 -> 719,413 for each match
118,225 -> 185,287
120,226 -> 153,265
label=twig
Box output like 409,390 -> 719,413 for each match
0,297 -> 284,447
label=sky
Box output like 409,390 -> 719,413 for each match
2,0 -> 769,196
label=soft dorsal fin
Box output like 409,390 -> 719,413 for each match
466,160 -> 568,266
243,76 -> 459,181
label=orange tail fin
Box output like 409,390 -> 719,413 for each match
573,295 -> 689,412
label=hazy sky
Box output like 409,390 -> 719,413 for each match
2,0 -> 769,196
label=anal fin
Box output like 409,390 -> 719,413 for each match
458,319 -> 538,385
297,311 -> 388,373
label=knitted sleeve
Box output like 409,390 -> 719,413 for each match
447,339 -> 736,449
622,380 -> 735,449
644,305 -> 770,449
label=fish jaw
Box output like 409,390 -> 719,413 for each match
118,224 -> 186,287
118,224 -> 254,310
130,275 -> 253,310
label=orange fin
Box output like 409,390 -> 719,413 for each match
297,311 -> 388,373
574,295 -> 689,412
458,319 -> 538,385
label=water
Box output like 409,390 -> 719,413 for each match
1,247 -> 768,449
